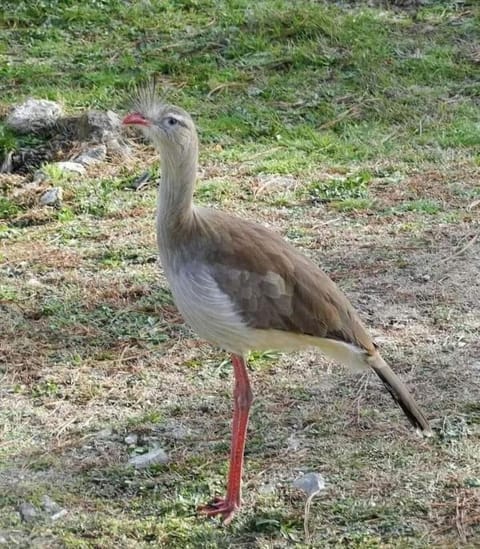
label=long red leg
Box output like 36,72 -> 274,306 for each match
198,354 -> 253,523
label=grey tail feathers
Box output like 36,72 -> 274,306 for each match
368,354 -> 432,435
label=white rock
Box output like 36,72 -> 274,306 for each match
40,187 -> 62,207
6,99 -> 63,134
124,433 -> 139,445
287,434 -> 301,452
129,447 -> 169,469
78,110 -> 121,141
51,509 -> 68,521
247,86 -> 263,97
53,161 -> 86,175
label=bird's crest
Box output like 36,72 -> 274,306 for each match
129,77 -> 170,119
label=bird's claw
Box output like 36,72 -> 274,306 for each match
198,496 -> 239,524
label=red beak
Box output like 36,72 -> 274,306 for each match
122,112 -> 150,126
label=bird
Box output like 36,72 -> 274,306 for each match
122,90 -> 432,524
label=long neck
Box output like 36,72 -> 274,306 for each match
156,138 -> 198,247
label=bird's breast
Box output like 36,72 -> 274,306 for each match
163,260 -> 253,354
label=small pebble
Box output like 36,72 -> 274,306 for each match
26,277 -> 43,288
129,447 -> 169,469
287,434 -> 301,452
40,187 -> 62,207
124,433 -> 138,445
163,420 -> 191,441
18,502 -> 38,523
247,86 -> 263,97
51,509 -> 68,521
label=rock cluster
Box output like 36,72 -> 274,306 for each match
2,98 -> 130,175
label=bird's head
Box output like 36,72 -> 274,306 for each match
123,89 -> 197,157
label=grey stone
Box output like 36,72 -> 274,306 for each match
18,502 -> 38,522
6,99 -> 63,134
52,161 -> 86,175
73,144 -> 107,166
124,433 -> 139,446
40,187 -> 63,207
0,533 -> 8,545
77,110 -> 121,142
129,447 -> 169,469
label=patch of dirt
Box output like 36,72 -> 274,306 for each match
371,168 -> 479,209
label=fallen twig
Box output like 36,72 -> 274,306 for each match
207,82 -> 246,98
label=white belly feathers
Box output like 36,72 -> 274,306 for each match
165,262 -> 253,354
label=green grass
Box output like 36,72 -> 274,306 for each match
1,0 -> 479,173
392,199 -> 443,215
308,171 -> 373,203
0,196 -> 22,219
1,1 -> 480,547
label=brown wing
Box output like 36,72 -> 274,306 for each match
191,208 -> 376,354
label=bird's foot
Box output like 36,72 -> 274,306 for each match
198,496 -> 239,524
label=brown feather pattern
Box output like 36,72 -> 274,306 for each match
181,208 -> 377,354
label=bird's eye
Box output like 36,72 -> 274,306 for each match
166,117 -> 178,126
